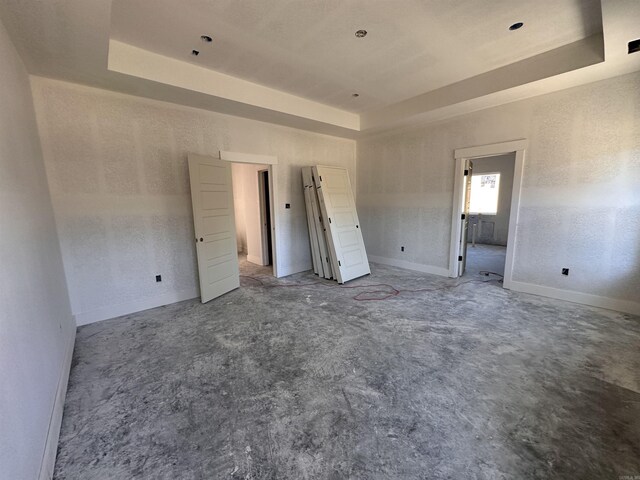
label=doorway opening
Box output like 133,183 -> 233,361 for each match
449,140 -> 526,290
462,153 -> 515,280
231,163 -> 275,277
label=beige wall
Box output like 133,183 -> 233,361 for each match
0,20 -> 74,480
357,71 -> 640,310
32,77 -> 356,325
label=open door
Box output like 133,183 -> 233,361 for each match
458,159 -> 473,276
188,153 -> 240,303
313,165 -> 369,284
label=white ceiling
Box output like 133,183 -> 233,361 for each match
111,0 -> 603,113
0,0 -> 638,137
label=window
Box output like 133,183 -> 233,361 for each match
469,173 -> 500,215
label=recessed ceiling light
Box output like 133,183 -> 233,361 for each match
355,30 -> 367,38
509,22 -> 524,31
191,49 -> 200,56
201,35 -> 213,43
352,93 -> 360,97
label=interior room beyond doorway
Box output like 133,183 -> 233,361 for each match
231,163 -> 274,276
463,153 -> 515,280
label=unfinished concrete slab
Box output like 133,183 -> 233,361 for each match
464,244 -> 507,278
54,261 -> 640,479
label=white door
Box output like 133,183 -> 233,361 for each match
188,153 -> 240,303
301,167 -> 323,276
458,159 -> 473,276
313,166 -> 370,283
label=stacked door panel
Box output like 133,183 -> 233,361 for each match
301,167 -> 322,276
301,167 -> 334,280
308,165 -> 370,284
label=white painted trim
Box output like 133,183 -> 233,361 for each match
74,288 -> 199,326
503,149 -> 525,290
218,151 -> 281,278
220,150 -> 278,165
509,281 -> 640,316
268,165 -> 280,278
449,139 -> 526,289
454,139 -> 527,159
38,327 -> 75,480
448,157 -> 467,277
369,255 -> 450,277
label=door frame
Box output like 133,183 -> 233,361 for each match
220,150 -> 280,278
257,169 -> 272,267
448,139 -> 527,289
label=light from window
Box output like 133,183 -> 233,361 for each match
469,173 -> 500,214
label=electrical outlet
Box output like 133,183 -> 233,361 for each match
156,275 -> 162,282
401,246 -> 405,252
561,268 -> 569,276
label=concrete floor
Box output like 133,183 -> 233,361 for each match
463,243 -> 506,279
54,258 -> 640,479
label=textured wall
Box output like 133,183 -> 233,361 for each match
31,77 -> 355,324
0,20 -> 74,480
358,72 -> 640,304
232,162 -> 265,261
467,153 -> 515,246
232,163 -> 248,253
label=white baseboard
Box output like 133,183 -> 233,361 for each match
73,288 -> 199,326
368,255 -> 450,278
508,280 -> 640,316
38,326 -> 76,480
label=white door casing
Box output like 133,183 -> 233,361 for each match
188,153 -> 240,303
458,159 -> 473,276
313,165 -> 370,283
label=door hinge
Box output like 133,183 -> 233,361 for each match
461,213 -> 466,220
464,169 -> 469,176
458,255 -> 463,261
328,217 -> 332,223
319,175 -> 322,182
338,260 -> 341,266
